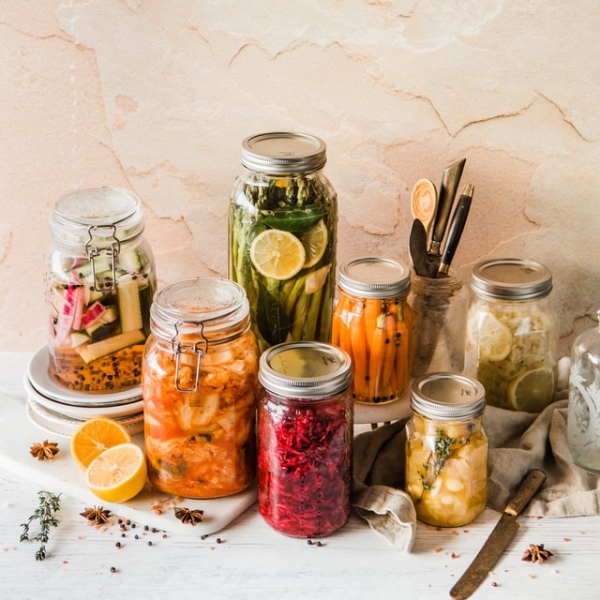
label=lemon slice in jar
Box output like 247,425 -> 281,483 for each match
250,229 -> 306,280
298,219 -> 328,268
508,367 -> 555,412
476,312 -> 513,362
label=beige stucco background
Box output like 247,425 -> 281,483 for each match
1,0 -> 598,355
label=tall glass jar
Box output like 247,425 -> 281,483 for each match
142,277 -> 260,498
567,309 -> 600,474
257,341 -> 353,538
465,258 -> 558,412
228,132 -> 337,352
45,187 -> 156,392
405,372 -> 488,527
408,270 -> 469,378
332,257 -> 413,404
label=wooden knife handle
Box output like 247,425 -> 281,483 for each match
505,469 -> 546,516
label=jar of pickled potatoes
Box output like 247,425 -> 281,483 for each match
405,373 -> 488,527
45,187 -> 156,392
332,257 -> 413,404
142,277 -> 260,498
228,132 -> 337,352
257,341 -> 353,538
465,258 -> 558,412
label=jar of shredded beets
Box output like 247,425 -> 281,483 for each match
257,341 -> 353,538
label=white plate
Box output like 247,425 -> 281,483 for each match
27,345 -> 142,407
23,373 -> 144,420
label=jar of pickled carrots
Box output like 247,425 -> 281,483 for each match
332,257 -> 413,404
142,277 -> 260,498
406,372 -> 487,528
257,342 -> 353,538
228,132 -> 337,352
45,187 -> 156,392
465,258 -> 558,412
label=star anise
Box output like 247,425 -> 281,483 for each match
521,543 -> 554,563
80,506 -> 112,526
174,506 -> 204,525
29,440 -> 60,461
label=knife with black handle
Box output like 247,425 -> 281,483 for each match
437,184 -> 474,276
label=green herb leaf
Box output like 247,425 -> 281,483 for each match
260,208 -> 325,233
256,282 -> 291,346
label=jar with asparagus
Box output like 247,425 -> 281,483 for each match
228,132 -> 337,351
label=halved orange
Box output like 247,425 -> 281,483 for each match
70,417 -> 131,471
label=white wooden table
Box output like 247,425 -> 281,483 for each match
1,351 -> 599,600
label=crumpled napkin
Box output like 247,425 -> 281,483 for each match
351,358 -> 600,551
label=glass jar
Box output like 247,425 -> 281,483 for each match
408,270 -> 469,377
465,258 -> 558,412
228,132 -> 337,352
257,341 -> 353,538
142,277 -> 260,498
405,372 -> 488,527
567,309 -> 600,474
332,257 -> 413,404
45,187 -> 156,392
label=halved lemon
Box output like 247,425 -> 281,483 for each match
250,229 -> 306,280
298,219 -> 328,268
70,417 -> 131,471
476,312 -> 513,362
508,367 -> 555,412
86,443 -> 147,503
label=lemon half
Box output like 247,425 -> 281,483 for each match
476,312 -> 513,362
508,367 -> 555,412
298,219 -> 328,268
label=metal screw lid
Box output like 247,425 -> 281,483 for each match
240,132 -> 327,175
470,258 -> 553,301
259,341 -> 352,399
410,372 -> 486,420
338,257 -> 411,298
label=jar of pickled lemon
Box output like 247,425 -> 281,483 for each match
332,257 -> 413,404
465,258 -> 558,412
46,187 -> 156,392
228,132 -> 337,352
142,277 -> 260,498
405,373 -> 487,527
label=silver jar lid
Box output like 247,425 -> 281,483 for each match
338,257 -> 411,298
50,187 -> 145,247
470,258 -> 553,301
259,341 -> 352,399
240,132 -> 327,175
411,373 -> 486,420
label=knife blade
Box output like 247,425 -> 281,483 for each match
409,218 -> 439,278
449,469 -> 547,600
437,184 -> 474,277
428,158 -> 466,256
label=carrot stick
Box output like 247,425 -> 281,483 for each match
363,298 -> 380,359
350,313 -> 368,401
394,318 -> 411,398
368,313 -> 386,402
331,295 -> 349,347
380,313 -> 397,395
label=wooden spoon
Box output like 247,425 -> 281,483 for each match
411,178 -> 438,236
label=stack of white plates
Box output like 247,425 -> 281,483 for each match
24,346 -> 144,437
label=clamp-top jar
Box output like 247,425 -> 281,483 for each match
142,277 -> 259,498
257,341 -> 353,538
45,187 -> 156,392
228,132 -> 337,351
405,373 -> 488,527
332,257 -> 413,404
465,258 -> 558,412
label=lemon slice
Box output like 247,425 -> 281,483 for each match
298,219 -> 328,268
86,443 -> 147,503
70,417 -> 132,471
508,367 -> 555,412
250,229 -> 306,280
476,312 -> 513,362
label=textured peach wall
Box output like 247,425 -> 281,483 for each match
1,0 -> 598,354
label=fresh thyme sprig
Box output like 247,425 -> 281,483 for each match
20,490 -> 61,560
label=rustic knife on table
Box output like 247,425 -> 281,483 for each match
449,469 -> 547,600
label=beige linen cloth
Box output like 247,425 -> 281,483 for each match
351,359 -> 600,551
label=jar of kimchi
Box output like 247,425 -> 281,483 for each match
46,187 -> 156,392
142,277 -> 260,498
228,132 -> 337,352
332,256 -> 413,404
257,341 -> 353,537
405,372 -> 488,527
